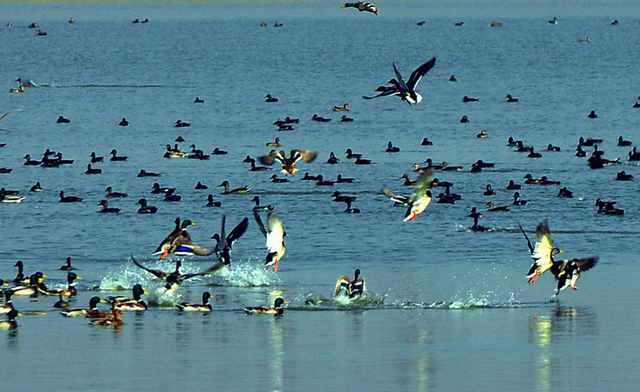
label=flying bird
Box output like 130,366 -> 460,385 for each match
382,169 -> 434,221
258,149 -> 317,176
365,57 -> 436,105
342,1 -> 378,15
254,210 -> 286,272
211,215 -> 249,266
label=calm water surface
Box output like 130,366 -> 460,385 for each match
2,1 -> 640,391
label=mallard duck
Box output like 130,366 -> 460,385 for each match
557,187 -> 573,198
30,182 -> 42,192
0,309 -> 21,330
384,169 -> 434,221
386,141 -> 400,152
194,97 -> 204,103
211,215 -> 250,265
550,256 -> 599,296
266,137 -> 281,147
334,269 -> 365,298
315,175 -> 334,186
195,181 -> 208,189
342,199 -> 360,213
519,220 -> 562,283
154,218 -> 195,259
265,94 -> 278,102
254,210 -> 286,272
385,57 -> 436,105
205,194 -> 221,207
258,149 -> 318,176
175,120 -> 190,127
596,199 -> 624,215
0,192 -> 24,203
469,207 -> 487,232
513,192 -> 528,205
506,180 -> 521,190
301,172 -> 320,181
12,272 -> 47,297
345,149 -> 362,159
483,184 -> 495,196
136,198 -> 157,214
587,110 -> 598,119
10,85 -> 25,93
42,272 -> 81,297
90,152 -> 103,163
615,171 -> 634,181
333,103 -> 351,111
244,297 -> 288,315
60,257 -> 76,271
105,186 -> 127,198
211,148 -> 227,156
109,149 -> 127,161
23,154 -> 40,166
311,114 -> 331,122
342,1 -> 378,14
107,284 -> 148,311
137,170 -> 160,177
176,292 -> 213,311
61,296 -> 109,317
85,164 -> 102,174
12,260 -> 26,284
151,183 -> 175,194
270,175 -> 289,183
505,94 -> 519,102
131,257 -> 217,286
400,173 -> 417,186
485,202 -> 509,211
119,118 -> 129,126
460,115 -> 470,123
332,191 -> 356,203
0,289 -> 14,314
336,174 -> 354,183
53,292 -> 70,308
617,136 -> 632,146
249,162 -> 271,172
421,138 -> 433,146
163,189 -> 182,202
327,152 -> 340,164
252,196 -> 274,211
90,303 -> 124,328
164,144 -> 187,158
97,200 -> 120,213
219,181 -> 250,194
528,147 -> 542,158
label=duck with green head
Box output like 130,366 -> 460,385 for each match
244,297 -> 288,315
0,309 -> 21,330
107,284 -> 149,311
176,292 -> 213,311
62,296 -> 109,318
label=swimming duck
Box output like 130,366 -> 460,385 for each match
596,199 -> 624,215
336,174 -> 355,183
345,149 -> 363,159
431,178 -> 454,188
253,210 -> 287,272
0,289 -> 14,314
11,273 -> 46,297
473,159 -> 495,168
258,149 -> 318,176
513,192 -> 527,205
23,154 -> 40,166
342,199 -> 360,213
507,137 -> 522,147
42,272 -> 82,297
400,173 -> 417,186
30,182 -> 42,192
617,136 -> 632,146
341,2 -> 378,15
339,114 -> 352,121
386,141 -> 400,152
53,292 -> 70,308
549,16 -> 558,24
587,110 -> 598,119
615,171 -> 634,181
416,21 -> 425,26
354,156 -> 372,165
327,152 -> 340,164
132,257 -> 215,286
119,118 -> 129,126
557,187 -> 573,198
483,184 -> 495,196
105,186 -> 127,198
277,124 -> 295,131
312,114 -> 331,122
194,97 -> 204,103
547,143 -> 561,151
252,196 -> 274,211
60,257 -> 76,271
333,103 -> 351,111
0,309 -> 21,330
477,130 -> 489,138
266,137 -> 281,147
389,57 -> 436,105
485,202 -> 509,211
462,96 -> 478,102
249,161 -> 271,172
315,175 -> 334,186
164,144 -> 187,158
265,94 -> 278,102
260,21 -> 267,27
579,136 -> 602,146
205,194 -> 221,207
611,20 -> 619,25
244,297 -> 288,315
61,296 -> 109,318
385,169 -> 434,221
506,180 -> 521,190
137,170 -> 160,177
578,36 -> 591,43
90,152 -> 103,163
334,269 -> 365,299
633,102 -> 640,108
176,292 -> 213,311
219,181 -> 250,194
270,174 -> 289,183
421,138 -> 433,146
491,21 -> 503,27
165,191 -> 183,202
302,172 -> 320,181
195,181 -> 208,189
97,200 -> 120,213
211,215 -> 250,266
109,149 -> 127,161
175,120 -> 190,127
460,115 -> 470,123
469,207 -> 487,232
136,198 -> 157,213
9,85 -> 25,93
505,94 -> 519,102
12,261 -> 26,284
528,147 -> 542,158
151,183 -> 175,194
59,190 -> 82,202
211,148 -> 227,155
0,167 -> 13,173
332,191 -> 356,203
108,284 -> 149,311
575,145 -> 587,157
57,116 -> 70,123
0,192 -> 24,203
90,303 -> 124,328
413,163 -> 431,172
629,147 -> 640,161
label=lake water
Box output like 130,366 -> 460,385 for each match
2,1 -> 640,390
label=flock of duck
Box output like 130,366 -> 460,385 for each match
3,4 -> 639,330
